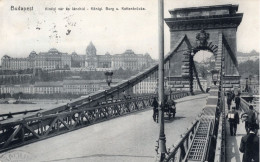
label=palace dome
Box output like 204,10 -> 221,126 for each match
2,55 -> 11,59
29,51 -> 37,58
86,42 -> 97,56
48,48 -> 59,53
124,49 -> 135,55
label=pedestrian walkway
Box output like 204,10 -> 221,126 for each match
225,102 -> 245,162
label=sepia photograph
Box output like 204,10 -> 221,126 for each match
0,0 -> 259,161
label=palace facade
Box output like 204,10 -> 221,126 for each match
1,42 -> 155,71
1,48 -> 71,70
85,42 -> 155,70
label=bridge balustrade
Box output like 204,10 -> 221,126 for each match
163,120 -> 200,162
0,92 -> 189,152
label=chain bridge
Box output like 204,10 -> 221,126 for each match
0,4 -> 259,162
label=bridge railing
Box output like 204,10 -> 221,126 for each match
240,97 -> 259,123
163,119 -> 200,162
0,91 -> 189,152
0,94 -> 154,152
169,91 -> 189,100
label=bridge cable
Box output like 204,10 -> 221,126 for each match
192,60 -> 205,93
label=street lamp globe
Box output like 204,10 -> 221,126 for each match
104,70 -> 113,87
190,49 -> 195,56
164,77 -> 168,88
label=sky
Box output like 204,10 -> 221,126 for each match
0,0 -> 259,60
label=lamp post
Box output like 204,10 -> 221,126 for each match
249,75 -> 252,94
104,71 -> 113,87
157,0 -> 167,161
189,50 -> 195,95
245,78 -> 249,92
211,69 -> 219,85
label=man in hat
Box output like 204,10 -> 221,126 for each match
152,97 -> 158,122
227,106 -> 240,136
235,95 -> 241,110
166,96 -> 176,118
230,90 -> 235,101
239,126 -> 259,162
226,93 -> 232,110
241,105 -> 256,134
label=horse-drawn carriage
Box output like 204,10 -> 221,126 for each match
163,103 -> 176,120
153,100 -> 176,123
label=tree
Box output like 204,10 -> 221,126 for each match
199,66 -> 207,79
238,59 -> 259,78
194,61 -> 209,79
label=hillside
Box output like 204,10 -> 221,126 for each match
237,50 -> 259,56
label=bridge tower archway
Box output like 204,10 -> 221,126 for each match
165,4 -> 243,93
192,50 -> 215,92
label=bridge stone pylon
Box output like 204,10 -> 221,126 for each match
164,4 -> 243,92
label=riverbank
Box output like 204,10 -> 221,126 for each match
0,101 -> 67,114
0,99 -> 35,104
0,98 -> 70,105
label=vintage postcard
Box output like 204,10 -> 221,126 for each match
0,0 -> 259,161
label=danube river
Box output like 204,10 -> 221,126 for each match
0,100 -> 69,114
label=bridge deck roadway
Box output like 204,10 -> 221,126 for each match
0,94 -> 207,162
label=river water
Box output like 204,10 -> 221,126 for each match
0,100 -> 69,114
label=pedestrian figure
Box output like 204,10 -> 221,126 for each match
166,97 -> 176,118
241,105 -> 256,134
164,96 -> 168,108
166,97 -> 174,107
152,97 -> 158,122
230,91 -> 235,101
227,93 -> 232,110
235,96 -> 241,110
227,106 -> 240,136
123,93 -> 127,100
239,126 -> 259,162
